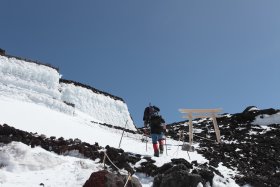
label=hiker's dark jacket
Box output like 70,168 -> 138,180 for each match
150,115 -> 165,134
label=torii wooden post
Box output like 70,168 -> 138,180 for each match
179,108 -> 222,146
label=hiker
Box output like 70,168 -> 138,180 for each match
143,105 -> 166,157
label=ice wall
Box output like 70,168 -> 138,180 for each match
0,55 -> 136,131
60,81 -> 135,130
0,56 -> 75,114
0,56 -> 60,98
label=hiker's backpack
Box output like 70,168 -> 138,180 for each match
143,105 -> 160,123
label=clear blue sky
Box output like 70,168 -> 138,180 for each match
1,1 -> 280,127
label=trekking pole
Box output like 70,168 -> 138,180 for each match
118,120 -> 128,148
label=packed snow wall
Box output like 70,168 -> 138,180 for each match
60,80 -> 136,131
0,55 -> 136,131
0,56 -> 60,97
0,55 -> 74,114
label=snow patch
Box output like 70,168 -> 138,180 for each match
252,112 -> 280,126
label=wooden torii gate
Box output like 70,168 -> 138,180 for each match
179,108 -> 222,146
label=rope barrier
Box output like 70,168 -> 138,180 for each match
180,130 -> 216,142
102,151 -> 131,187
104,152 -> 123,173
173,144 -> 180,156
123,173 -> 132,187
173,131 -> 216,157
103,151 -> 107,169
173,131 -> 184,156
193,134 -> 216,142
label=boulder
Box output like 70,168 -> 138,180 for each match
154,170 -> 202,187
83,170 -> 142,187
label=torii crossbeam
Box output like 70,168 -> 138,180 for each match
179,108 -> 222,145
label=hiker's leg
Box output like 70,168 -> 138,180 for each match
151,134 -> 159,157
158,133 -> 164,154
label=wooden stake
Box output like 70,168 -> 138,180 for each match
212,113 -> 221,143
188,113 -> 193,146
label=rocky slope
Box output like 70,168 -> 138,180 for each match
164,106 -> 280,187
0,124 -> 216,187
1,106 -> 280,186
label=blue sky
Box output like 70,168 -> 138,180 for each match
1,0 -> 280,127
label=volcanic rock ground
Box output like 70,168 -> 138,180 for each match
164,107 -> 280,187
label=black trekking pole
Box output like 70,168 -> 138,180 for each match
118,120 -> 128,148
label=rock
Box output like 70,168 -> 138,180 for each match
135,160 -> 158,176
171,158 -> 193,169
83,170 -> 107,187
181,143 -> 195,152
154,169 -> 202,187
154,163 -> 173,176
0,135 -> 12,144
192,168 -> 214,186
83,170 -> 142,187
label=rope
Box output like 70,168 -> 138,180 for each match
103,151 -> 107,169
173,144 -> 180,156
103,151 -> 131,187
173,131 -> 183,156
193,134 -> 216,142
173,133 -> 215,156
102,151 -> 131,187
123,174 -> 132,187
181,130 -> 216,142
104,152 -> 123,173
